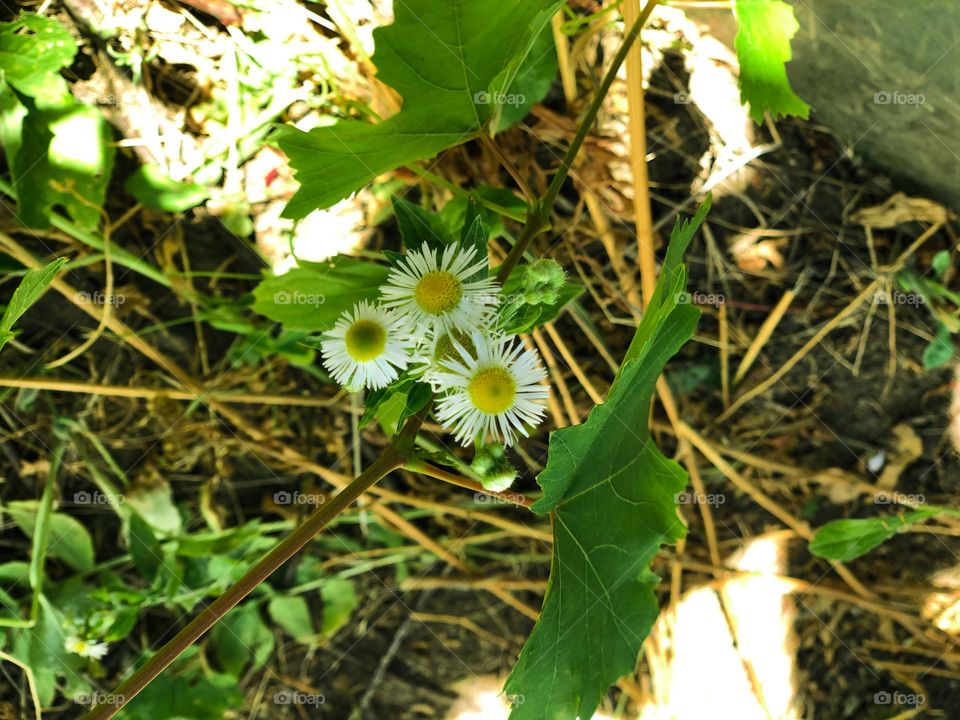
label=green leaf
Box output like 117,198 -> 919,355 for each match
733,0 -> 810,123
393,195 -> 454,252
268,595 -> 315,642
5,95 -> 115,230
6,500 -> 95,573
461,212 -> 489,280
125,480 -> 183,537
932,250 -> 951,278
278,0 -> 563,217
252,256 -> 390,332
0,256 -> 66,352
127,513 -> 162,581
176,522 -> 263,557
11,595 -> 89,707
494,20 -> 557,132
211,602 -> 275,677
0,14 -> 76,105
125,164 -> 211,212
321,578 -> 357,636
505,198 -> 711,720
810,509 -> 940,561
922,324 -> 955,370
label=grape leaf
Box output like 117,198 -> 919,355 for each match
733,0 -> 810,123
278,0 -> 563,218
505,198 -> 711,720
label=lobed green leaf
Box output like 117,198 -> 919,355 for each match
733,0 -> 810,123
505,198 -> 711,720
278,0 -> 563,218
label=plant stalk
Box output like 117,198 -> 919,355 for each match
496,0 -> 661,284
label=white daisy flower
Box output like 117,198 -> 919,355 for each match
434,331 -> 549,447
320,301 -> 414,391
412,328 -> 478,390
65,635 -> 110,660
380,244 -> 499,332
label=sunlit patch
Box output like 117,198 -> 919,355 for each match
639,536 -> 799,720
50,111 -> 104,174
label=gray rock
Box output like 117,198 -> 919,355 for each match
786,0 -> 960,209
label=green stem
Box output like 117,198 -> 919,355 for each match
496,0 -> 661,284
79,419 -> 420,720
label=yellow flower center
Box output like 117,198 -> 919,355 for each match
468,367 -> 516,414
433,330 -> 476,364
345,320 -> 387,361
414,271 -> 462,315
